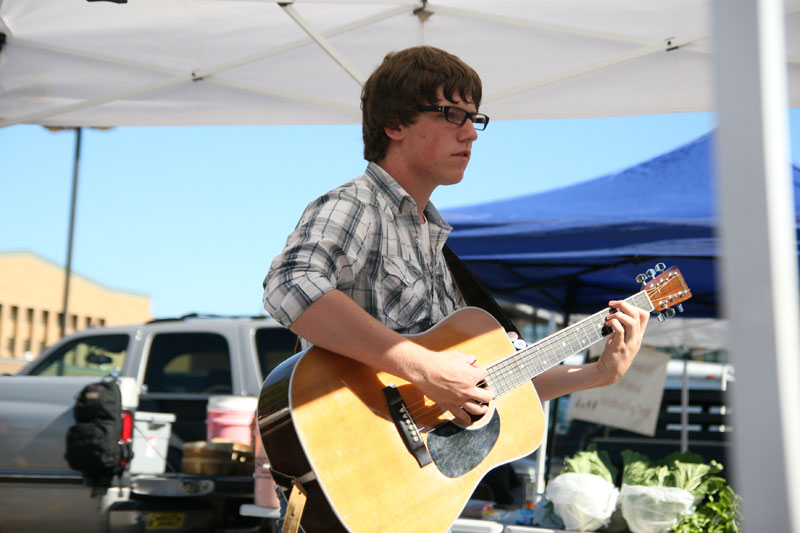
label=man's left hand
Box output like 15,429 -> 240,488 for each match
595,299 -> 650,384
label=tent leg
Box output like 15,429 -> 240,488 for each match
713,0 -> 800,530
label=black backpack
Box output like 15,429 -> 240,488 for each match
65,379 -> 133,493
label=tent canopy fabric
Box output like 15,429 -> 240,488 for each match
441,133 -> 800,318
2,0 -> 800,127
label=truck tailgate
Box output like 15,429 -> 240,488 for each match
0,376 -> 137,474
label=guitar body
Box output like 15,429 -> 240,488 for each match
257,307 -> 545,533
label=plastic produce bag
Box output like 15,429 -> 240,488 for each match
619,484 -> 695,533
545,472 -> 619,531
532,496 -> 564,529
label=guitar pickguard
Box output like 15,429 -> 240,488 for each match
427,410 -> 500,478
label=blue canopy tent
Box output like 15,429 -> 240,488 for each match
443,133 -> 800,485
443,133 -> 800,319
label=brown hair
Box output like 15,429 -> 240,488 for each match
361,46 -> 483,163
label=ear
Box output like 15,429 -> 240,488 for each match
384,122 -> 404,142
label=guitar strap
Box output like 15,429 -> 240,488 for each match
442,244 -> 521,337
282,480 -> 308,533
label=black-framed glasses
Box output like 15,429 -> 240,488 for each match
417,105 -> 490,131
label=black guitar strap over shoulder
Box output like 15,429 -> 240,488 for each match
442,244 -> 521,337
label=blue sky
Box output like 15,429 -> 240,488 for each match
2,111 -> 798,318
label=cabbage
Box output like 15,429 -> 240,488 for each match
622,450 -> 724,504
561,443 -> 618,483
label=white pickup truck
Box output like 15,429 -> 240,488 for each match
0,315 -> 296,533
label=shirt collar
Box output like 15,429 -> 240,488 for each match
365,162 -> 452,232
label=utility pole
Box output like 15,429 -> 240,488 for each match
61,127 -> 82,338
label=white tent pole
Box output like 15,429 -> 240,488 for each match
0,77 -> 189,128
279,2 -> 366,86
9,3 -> 411,79
429,5 -> 648,46
432,3 -> 800,57
487,34 -> 705,106
8,36 -> 177,74
0,54 -> 355,128
713,0 -> 800,530
212,77 -> 360,113
204,3 -> 412,75
441,2 -> 798,107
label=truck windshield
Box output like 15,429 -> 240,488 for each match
29,334 -> 130,376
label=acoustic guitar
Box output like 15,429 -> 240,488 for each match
257,265 -> 691,533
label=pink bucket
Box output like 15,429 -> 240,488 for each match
206,396 -> 279,508
205,396 -> 258,446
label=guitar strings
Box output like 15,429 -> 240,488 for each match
401,305 -> 617,427
392,278 -> 683,430
400,316 -> 603,428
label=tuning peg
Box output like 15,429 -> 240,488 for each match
656,313 -> 666,322
676,304 -> 684,313
646,268 -> 656,279
636,273 -> 647,285
665,308 -> 676,318
655,262 -> 666,272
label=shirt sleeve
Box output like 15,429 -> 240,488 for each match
262,190 -> 373,327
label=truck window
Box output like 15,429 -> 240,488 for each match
143,333 -> 232,394
254,327 -> 297,379
30,334 -> 129,376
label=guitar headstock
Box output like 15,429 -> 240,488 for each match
637,263 -> 692,321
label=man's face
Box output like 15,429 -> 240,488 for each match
396,89 -> 479,188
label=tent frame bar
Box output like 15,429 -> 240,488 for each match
279,2 -> 366,86
0,1 -> 413,127
486,32 -> 708,105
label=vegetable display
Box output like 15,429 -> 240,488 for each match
538,448 -> 741,532
620,450 -> 740,533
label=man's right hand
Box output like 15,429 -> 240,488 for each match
411,349 -> 493,425
290,290 -> 494,424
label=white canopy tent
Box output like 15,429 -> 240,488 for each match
2,1 -> 799,529
1,0 -> 800,127
642,318 -> 729,352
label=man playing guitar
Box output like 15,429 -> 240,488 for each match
262,46 -> 649,532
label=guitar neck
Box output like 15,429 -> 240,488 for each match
486,290 -> 654,397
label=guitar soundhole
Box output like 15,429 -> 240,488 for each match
426,410 -> 500,478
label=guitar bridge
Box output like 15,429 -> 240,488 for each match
382,385 -> 432,468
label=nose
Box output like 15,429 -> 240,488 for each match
458,119 -> 478,142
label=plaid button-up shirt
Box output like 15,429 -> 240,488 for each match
263,162 -> 465,335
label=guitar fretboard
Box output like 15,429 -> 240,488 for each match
486,291 -> 654,397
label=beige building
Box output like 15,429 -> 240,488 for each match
0,250 -> 151,373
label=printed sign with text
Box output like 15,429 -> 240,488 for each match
567,347 -> 671,436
